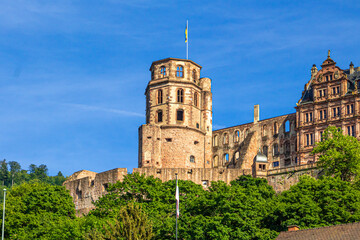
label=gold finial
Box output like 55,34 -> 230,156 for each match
328,50 -> 330,58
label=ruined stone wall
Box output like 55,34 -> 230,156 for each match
63,168 -> 128,216
267,163 -> 321,193
212,113 -> 297,172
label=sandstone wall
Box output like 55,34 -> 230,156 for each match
63,168 -> 128,216
267,163 -> 321,193
133,167 -> 251,186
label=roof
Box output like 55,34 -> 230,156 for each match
276,222 -> 360,240
255,151 -> 268,162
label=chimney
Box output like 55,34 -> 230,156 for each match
287,225 -> 300,232
311,64 -> 318,77
254,104 -> 260,124
350,62 -> 354,74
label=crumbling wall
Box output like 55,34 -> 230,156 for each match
267,163 -> 321,193
63,168 -> 128,216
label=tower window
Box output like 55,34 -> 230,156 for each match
194,92 -> 198,107
176,109 -> 184,121
196,123 -> 199,129
192,70 -> 197,82
177,89 -> 184,103
190,155 -> 195,163
176,66 -> 184,77
157,89 -> 163,104
160,66 -> 166,77
157,110 -> 163,123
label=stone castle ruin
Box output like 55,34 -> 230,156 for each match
64,54 -> 360,215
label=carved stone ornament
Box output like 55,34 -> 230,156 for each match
317,74 -> 323,82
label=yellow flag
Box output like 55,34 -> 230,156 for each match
185,24 -> 188,43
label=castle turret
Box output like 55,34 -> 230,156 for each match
139,58 -> 213,169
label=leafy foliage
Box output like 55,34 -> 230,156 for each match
268,175 -> 360,232
0,159 -> 66,189
312,126 -> 360,181
1,182 -> 83,239
89,173 -> 277,240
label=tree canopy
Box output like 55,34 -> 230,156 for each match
312,126 -> 360,181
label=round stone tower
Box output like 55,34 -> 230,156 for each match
138,58 -> 213,169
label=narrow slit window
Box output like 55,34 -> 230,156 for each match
158,89 -> 163,104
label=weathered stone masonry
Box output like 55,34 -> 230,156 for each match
64,54 -> 360,215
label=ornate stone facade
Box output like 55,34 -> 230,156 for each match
64,54 -> 360,215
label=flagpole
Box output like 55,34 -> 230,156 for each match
175,173 -> 178,240
186,20 -> 188,60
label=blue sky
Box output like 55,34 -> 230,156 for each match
1,0 -> 360,176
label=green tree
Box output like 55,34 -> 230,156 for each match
104,202 -> 153,240
89,174 -> 278,240
8,161 -> 21,187
1,182 -> 82,239
268,176 -> 360,232
0,159 -> 9,186
312,126 -> 360,181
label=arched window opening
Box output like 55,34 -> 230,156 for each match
223,133 -> 229,145
285,141 -> 291,155
177,89 -> 184,103
263,146 -> 268,157
262,125 -> 267,136
190,155 -> 195,163
151,70 -> 154,80
176,66 -> 184,77
213,135 -> 218,147
273,122 -> 278,135
196,123 -> 199,129
235,151 -> 240,161
157,110 -> 163,123
176,109 -> 184,121
157,89 -> 163,104
234,130 -> 240,143
285,120 -> 290,133
273,143 -> 279,156
192,70 -> 197,82
194,92 -> 198,107
160,66 -> 166,77
213,155 -> 219,167
224,153 -> 229,162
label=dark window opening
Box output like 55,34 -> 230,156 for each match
157,110 -> 163,123
196,123 -> 199,129
177,110 -> 184,121
158,90 -> 163,104
177,89 -> 184,103
190,155 -> 195,163
165,138 -> 172,142
273,161 -> 279,167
